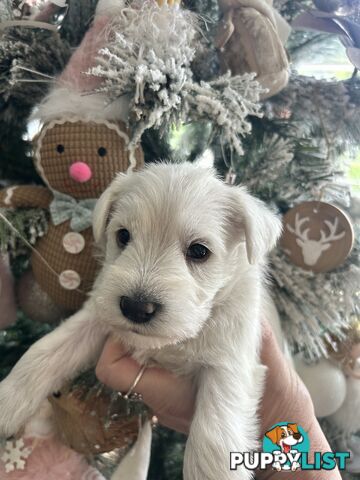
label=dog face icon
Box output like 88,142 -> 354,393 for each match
266,423 -> 303,454
265,423 -> 304,471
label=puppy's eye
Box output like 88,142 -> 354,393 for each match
281,432 -> 286,438
98,147 -> 107,157
186,243 -> 210,262
116,228 -> 130,247
56,144 -> 65,154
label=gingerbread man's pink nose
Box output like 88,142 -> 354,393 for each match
69,162 -> 92,183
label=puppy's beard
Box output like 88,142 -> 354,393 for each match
110,307 -> 210,350
112,328 -> 181,350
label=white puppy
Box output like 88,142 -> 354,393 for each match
0,163 -> 282,479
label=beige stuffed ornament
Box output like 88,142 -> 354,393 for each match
215,0 -> 291,99
49,375 -> 148,456
0,0 -> 143,321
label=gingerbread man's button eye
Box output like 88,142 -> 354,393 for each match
98,147 -> 107,157
56,144 -> 65,154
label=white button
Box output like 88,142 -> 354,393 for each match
62,232 -> 85,254
59,270 -> 81,290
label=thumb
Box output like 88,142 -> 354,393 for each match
95,338 -> 195,431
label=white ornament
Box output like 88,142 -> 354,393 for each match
294,356 -> 347,417
62,232 -> 85,254
1,439 -> 32,473
59,269 -> 81,290
286,213 -> 345,267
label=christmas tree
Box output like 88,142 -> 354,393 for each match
0,0 -> 359,478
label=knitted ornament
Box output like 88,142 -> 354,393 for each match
0,119 -> 143,312
0,0 -> 144,315
0,401 -> 106,480
215,0 -> 290,99
0,436 -> 105,480
17,270 -> 70,324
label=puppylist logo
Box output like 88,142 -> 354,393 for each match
230,422 -> 350,472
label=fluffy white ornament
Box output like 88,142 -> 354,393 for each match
294,356 -> 347,417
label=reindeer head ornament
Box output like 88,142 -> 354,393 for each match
281,201 -> 354,273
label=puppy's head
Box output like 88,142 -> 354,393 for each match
92,162 -> 282,349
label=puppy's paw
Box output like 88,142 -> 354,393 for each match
0,380 -> 30,438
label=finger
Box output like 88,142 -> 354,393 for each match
258,321 -> 341,479
260,319 -> 294,397
96,339 -> 170,399
96,339 -> 195,426
155,412 -> 191,435
96,338 -> 129,366
259,320 -> 312,432
261,319 -> 286,367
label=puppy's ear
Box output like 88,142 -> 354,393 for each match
227,186 -> 282,264
93,173 -> 126,244
287,423 -> 299,434
265,426 -> 282,445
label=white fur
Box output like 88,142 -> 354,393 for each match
32,88 -> 130,124
0,163 -> 282,480
95,0 -> 126,16
0,309 -> 107,437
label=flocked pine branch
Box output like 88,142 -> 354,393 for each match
183,73 -> 263,156
87,0 -> 263,154
0,26 -> 70,117
220,72 -> 360,361
269,75 -> 360,153
0,209 -> 48,256
270,235 -> 360,360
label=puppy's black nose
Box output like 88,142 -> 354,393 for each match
293,432 -> 301,440
120,296 -> 160,324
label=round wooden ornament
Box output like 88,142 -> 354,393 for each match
281,201 -> 354,273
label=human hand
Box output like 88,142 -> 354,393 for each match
95,342 -> 195,434
95,321 -> 341,479
257,322 -> 341,479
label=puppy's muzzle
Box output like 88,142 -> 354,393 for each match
120,296 -> 161,324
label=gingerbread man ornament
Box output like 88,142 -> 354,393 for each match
0,0 -> 143,319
